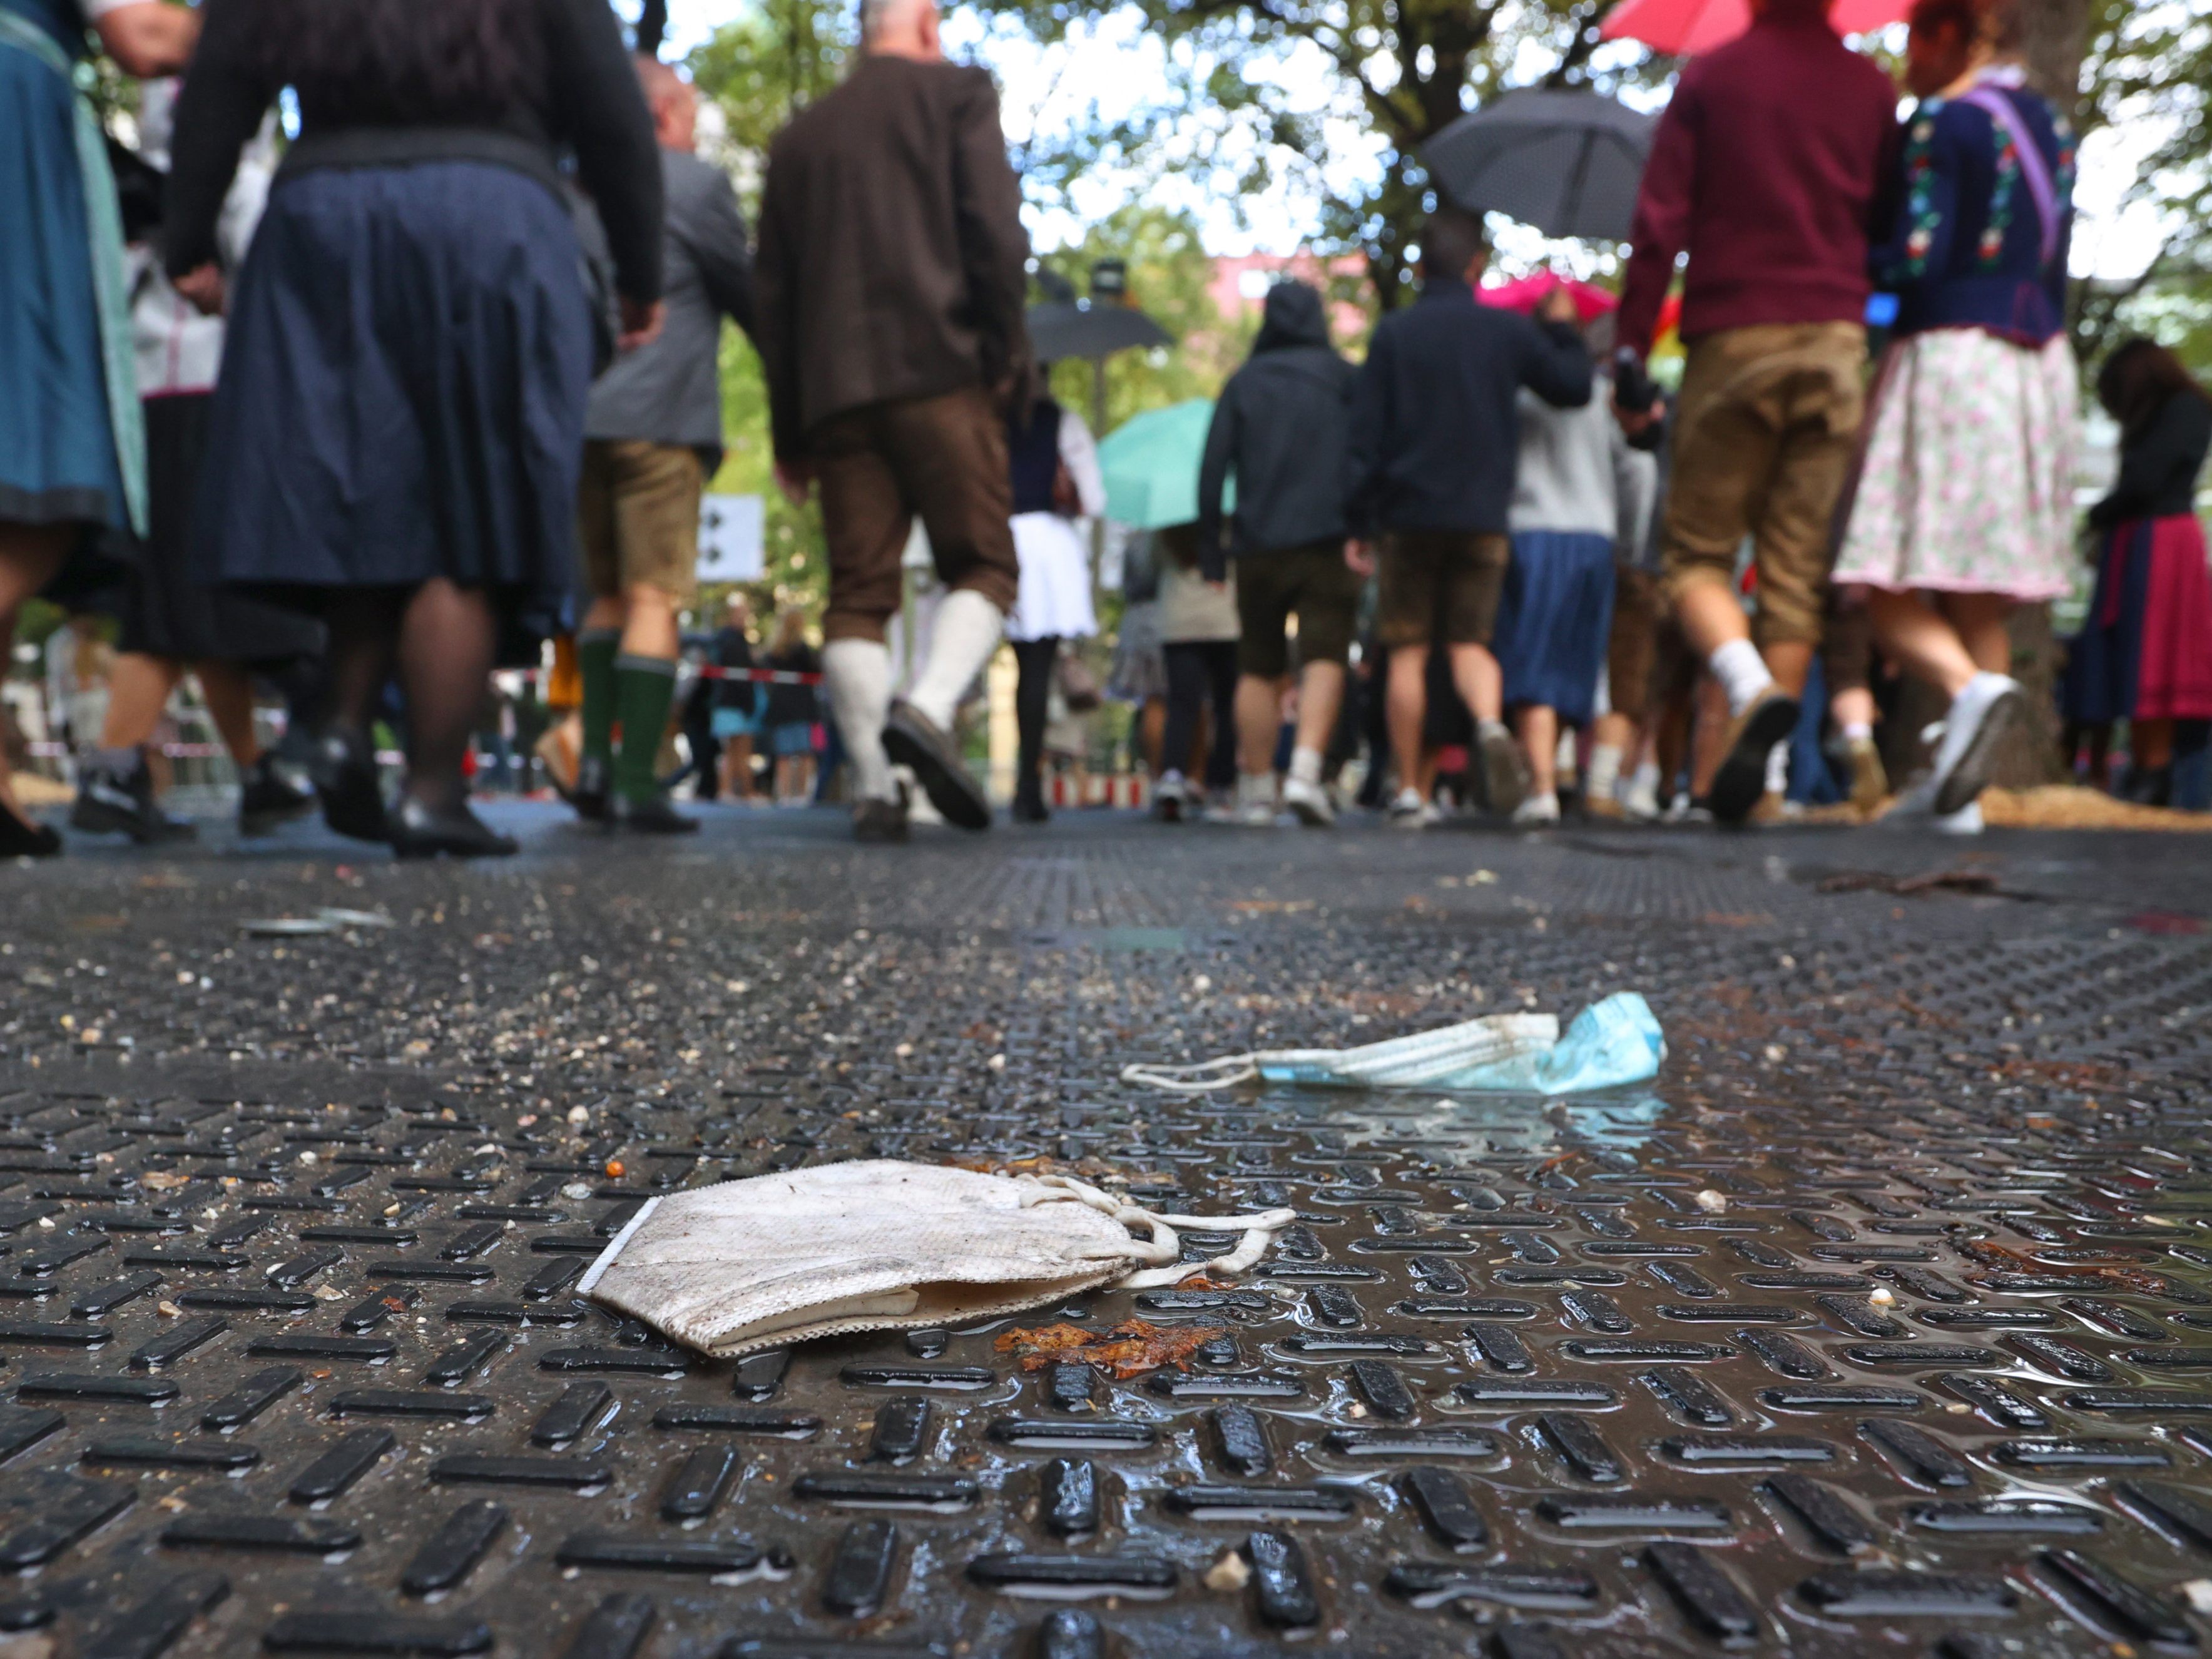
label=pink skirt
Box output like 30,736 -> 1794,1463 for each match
1833,327 -> 2077,599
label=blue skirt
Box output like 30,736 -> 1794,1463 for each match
193,161 -> 593,640
0,38 -> 128,537
1496,529 -> 1615,724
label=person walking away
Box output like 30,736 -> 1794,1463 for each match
2064,339 -> 2212,808
572,56 -> 757,835
1831,0 -> 2076,831
711,592 -> 760,801
1616,0 -> 1901,826
1343,209 -> 1593,827
757,0 -> 1031,842
1108,528 -> 1171,780
1196,279 -> 1360,829
1585,391 -> 1665,820
1153,525 -> 1242,822
0,0 -> 199,857
1004,382 -> 1104,822
1491,282 -> 1653,824
762,610 -> 822,804
166,0 -> 665,858
71,78 -> 320,847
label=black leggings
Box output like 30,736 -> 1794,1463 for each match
1012,636 -> 1058,804
1163,640 -> 1239,792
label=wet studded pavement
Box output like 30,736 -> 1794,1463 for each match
4,804 -> 2212,1658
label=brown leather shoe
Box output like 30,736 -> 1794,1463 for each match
882,700 -> 991,831
1843,734 -> 1888,817
1710,685 -> 1799,826
852,795 -> 910,844
1583,794 -> 1628,822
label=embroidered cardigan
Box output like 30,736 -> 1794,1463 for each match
1872,77 -> 2075,345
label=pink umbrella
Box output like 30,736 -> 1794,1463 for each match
1600,0 -> 1909,56
1475,273 -> 1619,324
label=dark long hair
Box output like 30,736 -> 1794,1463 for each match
2097,337 -> 2212,442
255,0 -> 546,124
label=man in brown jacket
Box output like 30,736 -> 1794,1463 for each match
757,0 -> 1032,840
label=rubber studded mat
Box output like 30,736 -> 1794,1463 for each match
0,810 -> 2209,1656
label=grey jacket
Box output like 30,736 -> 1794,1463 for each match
586,148 -> 758,459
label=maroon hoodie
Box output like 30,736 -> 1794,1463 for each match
1617,0 -> 1900,357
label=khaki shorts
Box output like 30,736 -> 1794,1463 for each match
1376,530 -> 1509,650
1659,321 -> 1868,648
809,387 -> 1019,644
578,439 -> 705,604
1235,542 -> 1362,678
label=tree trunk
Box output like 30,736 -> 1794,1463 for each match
2010,0 -> 2088,113
1990,0 -> 2086,787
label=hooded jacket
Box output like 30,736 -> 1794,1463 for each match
1195,282 -> 1358,581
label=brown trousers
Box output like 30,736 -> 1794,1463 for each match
1659,321 -> 1868,648
808,386 -> 1020,643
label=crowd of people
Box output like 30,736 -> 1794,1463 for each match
3,0 -> 2208,861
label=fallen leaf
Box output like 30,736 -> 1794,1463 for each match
996,1319 -> 1225,1380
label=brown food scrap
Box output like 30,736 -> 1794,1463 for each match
1175,1273 -> 1236,1292
996,1319 -> 1228,1380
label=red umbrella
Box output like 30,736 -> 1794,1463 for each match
1601,0 -> 1909,55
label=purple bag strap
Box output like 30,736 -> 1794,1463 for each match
1958,86 -> 2062,271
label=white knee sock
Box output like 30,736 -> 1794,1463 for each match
1710,638 -> 1775,718
904,590 -> 1004,731
823,638 -> 895,803
1586,743 -> 1623,802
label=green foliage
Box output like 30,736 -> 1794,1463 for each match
974,0 -> 1643,308
2068,0 -> 2212,379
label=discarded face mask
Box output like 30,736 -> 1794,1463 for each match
1120,991 -> 1665,1097
578,1160 -> 1297,1359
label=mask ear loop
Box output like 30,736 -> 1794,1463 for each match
1118,1055 -> 1260,1093
1024,1176 -> 1298,1290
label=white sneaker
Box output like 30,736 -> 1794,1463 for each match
1283,775 -> 1335,828
1201,799 -> 1240,825
1511,792 -> 1561,825
1934,798 -> 1985,835
1929,673 -> 2023,816
1622,778 -> 1661,821
1154,773 -> 1188,824
1388,787 -> 1430,829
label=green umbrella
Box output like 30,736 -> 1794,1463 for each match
1096,399 -> 1231,531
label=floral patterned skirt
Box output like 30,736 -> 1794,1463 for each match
1833,327 -> 2077,599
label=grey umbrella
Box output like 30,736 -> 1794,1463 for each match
1025,299 -> 1173,364
1422,88 -> 1657,242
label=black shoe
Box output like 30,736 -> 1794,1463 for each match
852,794 -> 910,843
388,798 -> 517,860
0,805 -> 61,859
572,755 -> 611,824
238,754 -> 315,837
69,758 -> 197,844
309,729 -> 390,844
1709,687 -> 1800,827
1012,787 -> 1051,824
882,700 -> 991,831
610,790 -> 698,835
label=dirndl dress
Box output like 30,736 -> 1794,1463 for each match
2062,514 -> 2212,725
191,160 -> 594,643
1007,513 -> 1098,643
1495,529 -> 1616,725
0,0 -> 141,593
1833,329 -> 2077,599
